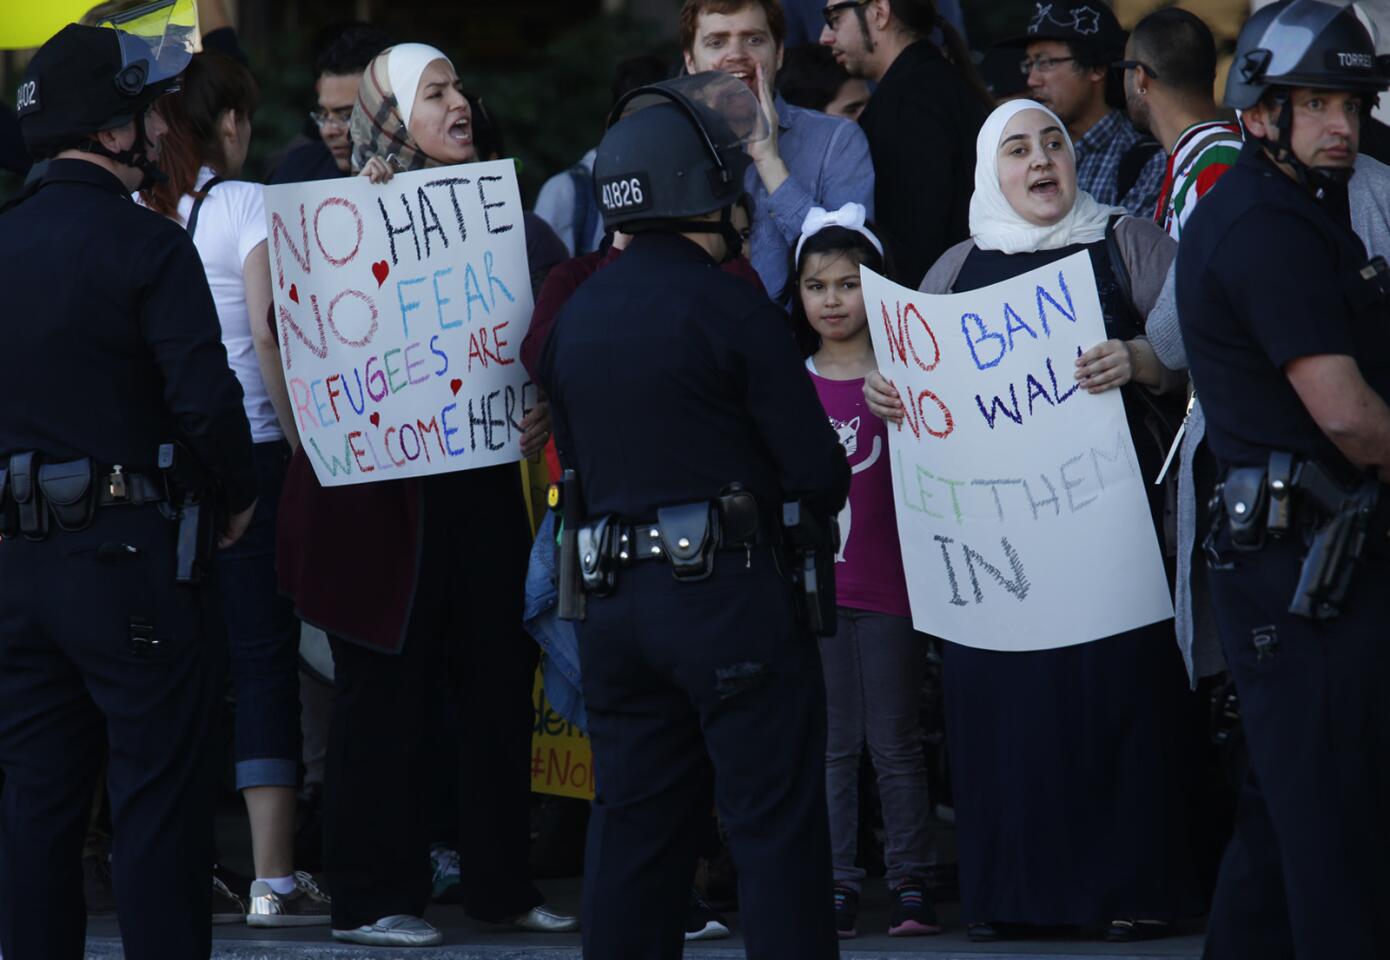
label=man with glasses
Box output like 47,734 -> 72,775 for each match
1121,8 -> 1241,240
999,0 -> 1166,219
269,23 -> 392,184
819,0 -> 989,285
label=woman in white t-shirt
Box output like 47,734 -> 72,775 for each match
141,51 -> 325,926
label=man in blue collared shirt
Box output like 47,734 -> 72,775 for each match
681,0 -> 874,301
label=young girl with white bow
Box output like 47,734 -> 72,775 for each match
789,203 -> 938,940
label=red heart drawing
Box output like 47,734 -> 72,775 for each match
450,378 -> 462,396
288,283 -> 299,304
372,260 -> 390,287
369,412 -> 381,427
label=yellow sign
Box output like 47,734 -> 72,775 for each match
0,0 -> 202,51
530,669 -> 594,800
0,2 -> 100,49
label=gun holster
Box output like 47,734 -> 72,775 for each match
36,459 -> 97,532
656,502 -> 716,581
579,515 -> 616,596
1221,466 -> 1268,550
9,453 -> 46,539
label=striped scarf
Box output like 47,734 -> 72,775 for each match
349,46 -> 430,175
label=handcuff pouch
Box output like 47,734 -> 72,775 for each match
657,502 -> 716,581
578,516 -> 616,595
1222,466 -> 1268,550
37,459 -> 97,531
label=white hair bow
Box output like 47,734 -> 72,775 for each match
795,202 -> 884,265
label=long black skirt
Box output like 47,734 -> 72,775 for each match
943,620 -> 1198,926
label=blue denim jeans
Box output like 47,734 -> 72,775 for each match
820,607 -> 932,889
215,440 -> 301,790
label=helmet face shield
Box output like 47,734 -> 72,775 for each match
612,72 -> 770,154
100,0 -> 201,92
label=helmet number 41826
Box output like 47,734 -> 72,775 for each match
599,175 -> 651,214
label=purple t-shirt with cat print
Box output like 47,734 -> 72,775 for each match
807,364 -> 912,618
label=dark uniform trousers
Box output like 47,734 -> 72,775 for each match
578,550 -> 839,960
1203,534 -> 1390,959
0,505 -> 222,960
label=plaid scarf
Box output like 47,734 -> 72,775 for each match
349,46 -> 431,175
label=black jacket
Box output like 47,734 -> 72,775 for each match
859,41 -> 988,287
539,232 -> 848,522
0,159 -> 256,509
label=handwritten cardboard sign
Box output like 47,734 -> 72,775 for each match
862,253 -> 1172,651
264,160 -> 537,486
531,670 -> 594,800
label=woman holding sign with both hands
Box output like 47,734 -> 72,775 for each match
864,99 -> 1194,943
267,43 -> 571,948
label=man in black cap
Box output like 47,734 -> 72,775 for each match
538,73 -> 848,959
0,12 -> 257,960
1002,0 -> 1167,218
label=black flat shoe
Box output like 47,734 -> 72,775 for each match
967,922 -> 1000,942
1106,919 -> 1171,942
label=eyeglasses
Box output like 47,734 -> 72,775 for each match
1112,59 -> 1161,80
822,0 -> 871,30
1019,55 -> 1076,76
309,107 -> 353,129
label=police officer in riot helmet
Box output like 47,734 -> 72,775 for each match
537,72 -> 849,959
0,6 -> 256,959
1175,2 -> 1390,957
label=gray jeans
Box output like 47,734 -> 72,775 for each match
819,607 -> 932,889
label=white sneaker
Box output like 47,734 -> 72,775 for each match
247,871 -> 332,927
331,914 -> 443,947
511,903 -> 579,932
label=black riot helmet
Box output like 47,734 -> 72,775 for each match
1226,0 -> 1390,109
595,73 -> 768,260
1225,0 -> 1390,193
17,0 -> 198,184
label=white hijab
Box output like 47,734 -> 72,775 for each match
969,99 -> 1125,255
387,43 -> 452,130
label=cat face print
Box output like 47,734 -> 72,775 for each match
831,416 -> 861,458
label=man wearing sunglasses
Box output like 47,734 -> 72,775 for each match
819,0 -> 989,286
1120,8 -> 1241,240
998,0 -> 1166,220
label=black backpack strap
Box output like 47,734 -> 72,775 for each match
566,164 -> 599,255
185,175 -> 225,238
1116,139 -> 1162,207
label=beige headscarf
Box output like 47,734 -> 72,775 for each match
349,43 -> 451,175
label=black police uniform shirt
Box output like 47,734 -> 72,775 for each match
0,159 -> 256,510
1177,141 -> 1390,475
538,231 -> 849,522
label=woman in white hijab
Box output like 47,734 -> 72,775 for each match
867,100 -> 1195,944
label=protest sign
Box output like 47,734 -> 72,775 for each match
531,671 -> 594,800
862,253 -> 1172,651
0,1 -> 118,48
264,160 -> 537,486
